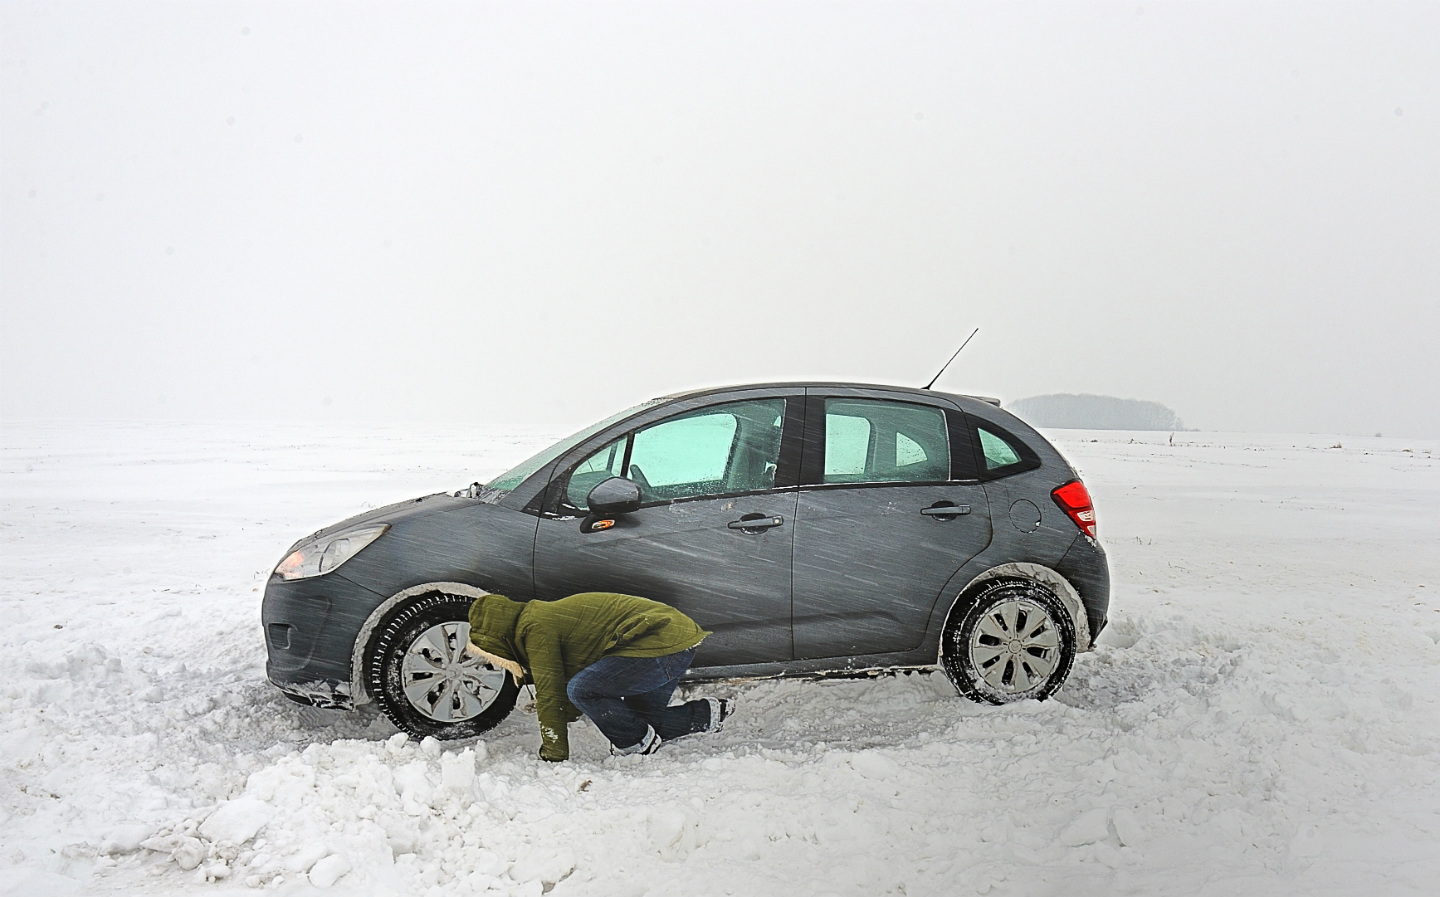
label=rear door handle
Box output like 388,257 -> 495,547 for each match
728,514 -> 785,531
921,504 -> 971,518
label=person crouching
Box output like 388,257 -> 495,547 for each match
465,591 -> 732,761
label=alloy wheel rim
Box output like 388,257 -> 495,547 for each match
400,621 -> 509,722
967,596 -> 1061,695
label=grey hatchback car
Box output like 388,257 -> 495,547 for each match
262,383 -> 1109,740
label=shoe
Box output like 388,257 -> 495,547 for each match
612,725 -> 661,756
704,697 -> 733,733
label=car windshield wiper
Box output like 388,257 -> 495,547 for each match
456,482 -> 507,503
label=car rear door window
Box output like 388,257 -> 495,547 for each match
822,399 -> 949,484
823,413 -> 871,479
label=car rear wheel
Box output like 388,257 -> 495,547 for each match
941,578 -> 1077,704
365,592 -> 519,740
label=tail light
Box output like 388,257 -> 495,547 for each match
1051,479 -> 1097,538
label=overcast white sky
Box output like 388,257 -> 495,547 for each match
2,1 -> 1437,437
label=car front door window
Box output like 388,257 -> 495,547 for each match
629,412 -> 738,500
565,399 -> 786,510
565,437 -> 626,508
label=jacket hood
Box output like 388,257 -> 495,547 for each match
467,593 -> 525,665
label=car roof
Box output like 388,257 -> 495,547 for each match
654,381 -> 1004,408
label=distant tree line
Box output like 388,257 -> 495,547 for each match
1009,394 -> 1185,430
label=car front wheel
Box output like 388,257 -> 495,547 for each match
365,592 -> 519,740
941,578 -> 1077,704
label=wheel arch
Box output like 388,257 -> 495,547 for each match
348,580 -> 492,706
935,562 -> 1093,664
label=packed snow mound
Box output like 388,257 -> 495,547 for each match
1,422 -> 1438,895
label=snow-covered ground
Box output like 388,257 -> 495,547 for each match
2,421 -> 1438,896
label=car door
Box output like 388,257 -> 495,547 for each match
532,391 -> 801,666
791,389 -> 993,659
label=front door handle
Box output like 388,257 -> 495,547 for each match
921,503 -> 971,518
728,514 -> 785,531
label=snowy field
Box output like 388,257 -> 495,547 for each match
2,420 -> 1438,897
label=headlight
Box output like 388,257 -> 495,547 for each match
274,524 -> 389,581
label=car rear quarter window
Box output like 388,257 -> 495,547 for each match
978,428 -> 1022,469
971,422 -> 1041,478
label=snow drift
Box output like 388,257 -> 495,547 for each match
2,422 -> 1437,896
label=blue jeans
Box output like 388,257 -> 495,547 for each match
566,648 -> 710,750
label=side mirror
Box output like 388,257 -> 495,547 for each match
586,476 -> 642,516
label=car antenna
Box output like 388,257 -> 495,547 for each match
923,327 -> 979,390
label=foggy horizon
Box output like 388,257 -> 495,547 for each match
3,1 -> 1438,438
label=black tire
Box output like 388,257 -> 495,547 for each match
365,592 -> 519,740
941,578 -> 1077,705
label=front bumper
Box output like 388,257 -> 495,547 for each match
260,571 -> 388,709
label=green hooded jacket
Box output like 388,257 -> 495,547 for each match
467,592 -> 711,761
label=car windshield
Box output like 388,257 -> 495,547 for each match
484,399 -> 663,493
